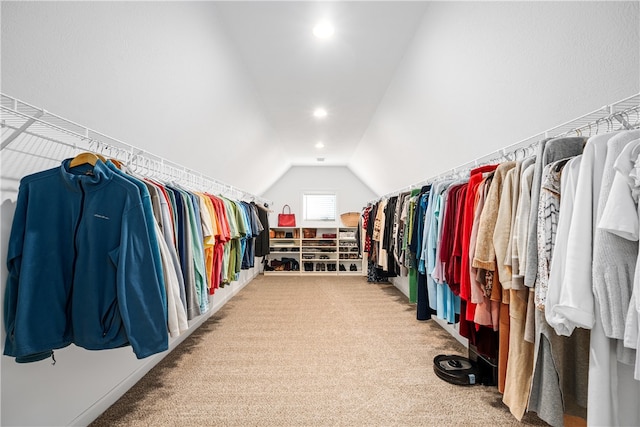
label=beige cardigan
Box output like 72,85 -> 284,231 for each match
472,161 -> 516,271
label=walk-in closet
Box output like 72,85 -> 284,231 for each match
1,2 -> 639,426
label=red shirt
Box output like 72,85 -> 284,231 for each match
459,165 -> 498,320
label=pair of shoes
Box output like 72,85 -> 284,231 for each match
327,264 -> 336,272
304,262 -> 313,271
319,255 -> 329,260
316,263 -> 326,271
350,264 -> 357,272
339,264 -> 346,272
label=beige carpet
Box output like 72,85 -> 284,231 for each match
91,275 -> 547,426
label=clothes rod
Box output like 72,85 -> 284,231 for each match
0,93 -> 272,207
368,93 -> 640,204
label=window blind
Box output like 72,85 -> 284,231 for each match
303,193 -> 336,221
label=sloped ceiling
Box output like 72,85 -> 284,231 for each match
6,2 -> 634,198
1,1 -> 428,197
215,1 -> 428,168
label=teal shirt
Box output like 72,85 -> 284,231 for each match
177,188 -> 208,314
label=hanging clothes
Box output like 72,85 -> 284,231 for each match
429,181 -> 458,323
459,165 -> 499,331
529,155 -> 589,427
502,158 -> 536,420
393,192 -> 410,275
524,136 -> 587,427
253,203 -> 271,258
594,140 -> 640,380
145,179 -> 189,316
104,161 -> 168,323
469,174 -> 493,326
422,181 -> 447,314
383,196 -> 398,272
510,158 -> 536,290
359,112 -> 639,426
4,159 -> 168,362
396,193 -> 412,274
207,194 -> 231,291
535,158 -> 570,311
242,202 -> 265,269
568,130 -> 640,427
411,188 -> 432,320
447,183 -> 468,296
598,138 -> 640,368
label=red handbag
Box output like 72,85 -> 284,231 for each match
278,204 -> 296,227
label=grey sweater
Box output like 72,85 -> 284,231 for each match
593,130 -> 640,364
524,137 -> 586,288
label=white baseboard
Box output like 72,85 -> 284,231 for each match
389,275 -> 468,350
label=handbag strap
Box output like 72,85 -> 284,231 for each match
282,204 -> 291,214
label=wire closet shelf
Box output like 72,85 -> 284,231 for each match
370,93 -> 640,204
0,93 -> 271,206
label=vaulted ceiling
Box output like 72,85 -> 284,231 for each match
215,2 -> 428,167
3,2 -> 637,197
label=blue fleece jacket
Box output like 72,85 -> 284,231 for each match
4,159 -> 168,362
104,161 -> 167,325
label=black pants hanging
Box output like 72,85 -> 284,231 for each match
417,272 -> 432,320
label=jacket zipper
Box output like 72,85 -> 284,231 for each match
69,182 -> 85,314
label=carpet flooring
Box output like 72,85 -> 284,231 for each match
91,275 -> 547,426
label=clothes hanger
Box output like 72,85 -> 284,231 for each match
109,158 -> 123,169
69,152 -> 106,168
613,112 -> 633,130
104,146 -> 124,170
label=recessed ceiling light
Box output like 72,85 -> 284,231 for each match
313,21 -> 334,39
313,108 -> 327,119
315,141 -> 325,149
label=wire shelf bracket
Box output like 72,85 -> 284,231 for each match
368,93 -> 640,204
0,93 -> 272,207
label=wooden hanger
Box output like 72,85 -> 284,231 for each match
69,152 -> 107,168
109,158 -> 123,169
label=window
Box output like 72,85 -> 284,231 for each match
303,193 -> 336,221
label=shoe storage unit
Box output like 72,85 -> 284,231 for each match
265,227 -> 362,275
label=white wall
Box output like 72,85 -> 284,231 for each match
349,1 -> 640,195
0,1 -> 289,195
261,165 -> 376,229
1,3 -> 277,424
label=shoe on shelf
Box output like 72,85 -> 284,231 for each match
339,264 -> 346,272
320,263 -> 326,271
350,264 -> 357,271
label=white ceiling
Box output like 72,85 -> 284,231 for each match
215,1 -> 428,167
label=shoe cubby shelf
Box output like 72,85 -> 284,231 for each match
265,227 -> 363,276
